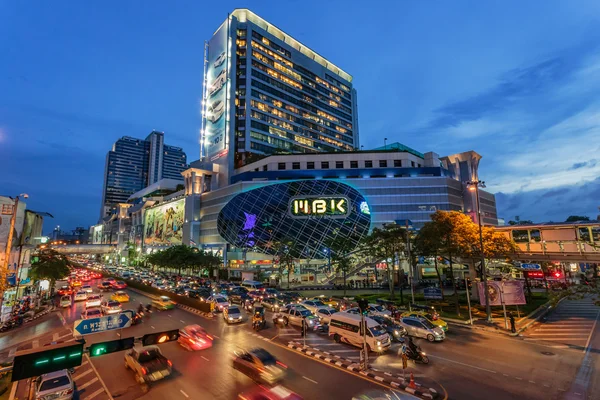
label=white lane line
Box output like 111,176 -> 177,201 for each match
180,389 -> 190,398
278,333 -> 301,336
201,356 -> 210,361
82,387 -> 105,400
303,376 -> 318,384
328,349 -> 359,353
151,326 -> 155,329
582,311 -> 599,354
428,354 -> 497,374
168,315 -> 172,318
58,333 -> 73,340
180,320 -> 185,324
311,343 -> 342,347
78,377 -> 99,390
73,369 -> 93,380
32,340 -> 39,349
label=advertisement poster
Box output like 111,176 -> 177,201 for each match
92,225 -> 103,244
204,21 -> 229,160
478,281 -> 526,306
144,199 -> 184,245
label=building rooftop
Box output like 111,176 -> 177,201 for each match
231,9 -> 352,83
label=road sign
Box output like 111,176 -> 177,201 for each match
74,310 -> 134,336
423,287 -> 443,300
520,263 -> 541,270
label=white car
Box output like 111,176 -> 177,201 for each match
207,100 -> 225,123
208,295 -> 229,312
301,300 -> 327,313
74,291 -> 88,302
315,307 -> 338,324
209,69 -> 227,97
100,300 -> 122,315
85,295 -> 102,308
367,304 -> 392,318
81,285 -> 93,293
35,369 -> 74,400
213,51 -> 226,68
81,307 -> 102,320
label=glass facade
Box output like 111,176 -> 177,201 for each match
217,180 -> 371,259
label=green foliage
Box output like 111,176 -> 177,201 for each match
565,215 -> 590,222
271,237 -> 297,288
146,245 -> 221,276
30,248 -> 71,289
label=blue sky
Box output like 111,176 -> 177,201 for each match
1,0 -> 599,231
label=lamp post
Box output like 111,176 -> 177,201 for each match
466,180 -> 492,323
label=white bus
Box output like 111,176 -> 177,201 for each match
329,313 -> 391,353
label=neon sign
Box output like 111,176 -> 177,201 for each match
289,196 -> 350,218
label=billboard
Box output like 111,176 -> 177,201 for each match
92,225 -> 103,244
144,199 -> 185,245
203,20 -> 229,160
478,281 -> 526,306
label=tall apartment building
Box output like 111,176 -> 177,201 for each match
201,9 -> 359,188
100,131 -> 187,218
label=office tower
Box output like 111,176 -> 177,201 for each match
201,9 -> 359,186
100,131 -> 187,218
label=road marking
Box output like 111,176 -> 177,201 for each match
270,334 -> 279,341
58,333 -> 73,340
515,377 -> 523,380
201,356 -> 210,361
78,377 -> 99,390
32,340 -> 39,349
151,326 -> 155,329
168,315 -> 172,317
53,333 -> 60,341
503,374 -> 509,377
582,311 -> 599,354
73,369 -> 93,380
82,387 -> 105,400
180,320 -> 185,324
329,349 -> 359,353
428,354 -> 497,374
529,380 -> 536,384
303,376 -> 318,384
8,348 -> 16,357
278,333 -> 301,336
83,353 -> 113,400
180,390 -> 190,398
312,343 -> 343,347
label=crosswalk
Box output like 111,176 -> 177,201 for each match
525,296 -> 599,347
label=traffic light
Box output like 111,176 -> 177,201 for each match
142,329 -> 179,346
357,299 -> 369,315
12,342 -> 84,382
89,337 -> 135,357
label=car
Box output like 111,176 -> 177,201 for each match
224,305 -> 243,324
261,297 -> 283,312
124,346 -> 172,384
112,281 -> 127,290
274,306 -> 319,328
81,307 -> 102,319
300,300 -> 327,313
178,324 -> 214,351
111,291 -> 130,303
311,295 -> 339,308
398,317 -> 445,342
208,295 -> 230,312
73,291 -> 88,302
264,288 -> 280,298
82,275 -> 92,282
85,295 -> 102,308
344,307 -> 360,315
209,70 -> 227,97
98,281 -> 112,291
35,369 -> 74,400
60,295 -> 72,308
207,100 -> 225,123
81,285 -> 93,293
370,315 -> 407,342
248,290 -> 264,301
188,288 -> 211,301
105,277 -> 116,283
366,304 -> 392,318
101,300 -> 122,315
57,286 -> 72,296
400,311 -> 448,332
233,348 -> 287,385
152,296 -> 175,310
213,51 -> 226,68
70,280 -> 82,287
282,292 -> 303,303
237,385 -> 303,400
314,307 -> 338,324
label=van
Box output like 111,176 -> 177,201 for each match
329,312 -> 391,353
241,280 -> 264,291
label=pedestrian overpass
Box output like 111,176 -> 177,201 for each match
50,244 -> 116,255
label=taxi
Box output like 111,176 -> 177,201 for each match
400,310 -> 448,332
70,279 -> 82,287
152,296 -> 175,310
311,295 -> 339,308
111,291 -> 130,303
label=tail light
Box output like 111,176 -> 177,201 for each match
207,335 -> 213,340
141,367 -> 148,375
276,361 -> 287,369
167,360 -> 172,367
64,389 -> 74,395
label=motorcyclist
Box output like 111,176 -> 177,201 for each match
252,306 -> 265,330
406,336 -> 419,357
138,303 -> 144,314
145,303 -> 152,313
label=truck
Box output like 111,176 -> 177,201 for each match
124,346 -> 172,387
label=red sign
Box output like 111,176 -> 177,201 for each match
525,271 -> 544,279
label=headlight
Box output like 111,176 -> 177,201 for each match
376,340 -> 381,345
228,317 -> 233,320
394,330 -> 400,336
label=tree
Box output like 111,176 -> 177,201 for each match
413,223 -> 446,300
146,245 -> 221,277
271,238 -> 297,289
362,224 -> 407,298
508,220 -> 534,225
565,215 -> 590,222
324,235 -> 356,296
30,248 -> 71,293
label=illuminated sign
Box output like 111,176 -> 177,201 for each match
289,196 -> 350,219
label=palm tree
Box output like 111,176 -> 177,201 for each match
30,248 -> 71,294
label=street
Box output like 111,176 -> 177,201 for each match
2,281 -> 599,400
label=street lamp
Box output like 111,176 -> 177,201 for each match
466,180 -> 492,323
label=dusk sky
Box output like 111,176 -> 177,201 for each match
1,1 -> 599,232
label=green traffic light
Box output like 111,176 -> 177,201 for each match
35,359 -> 50,366
69,352 -> 82,358
93,347 -> 107,356
53,355 -> 66,361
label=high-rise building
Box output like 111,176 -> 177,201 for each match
100,131 -> 187,218
201,9 -> 359,187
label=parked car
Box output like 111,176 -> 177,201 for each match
124,345 -> 172,384
35,369 -> 74,400
74,291 -> 88,302
178,324 -> 213,351
81,307 -> 102,320
232,348 -> 287,385
223,305 -> 243,324
398,317 -> 445,342
85,295 -> 102,308
101,300 -> 122,315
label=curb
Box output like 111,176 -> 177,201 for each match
23,306 -> 54,323
127,287 -> 214,319
511,296 -> 567,336
287,341 -> 438,399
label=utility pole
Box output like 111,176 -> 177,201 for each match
358,299 -> 369,371
406,220 -> 414,306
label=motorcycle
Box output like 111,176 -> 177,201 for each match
132,312 -> 144,326
405,345 -> 429,364
252,306 -> 266,331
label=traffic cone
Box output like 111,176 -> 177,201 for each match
408,372 -> 416,389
